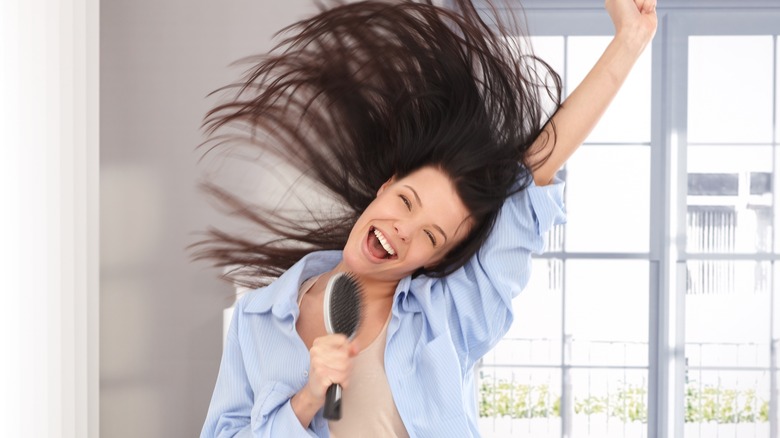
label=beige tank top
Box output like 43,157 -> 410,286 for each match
298,277 -> 409,438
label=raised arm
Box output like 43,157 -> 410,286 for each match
529,0 -> 658,186
435,0 -> 656,365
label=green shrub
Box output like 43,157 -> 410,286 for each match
479,376 -> 768,424
479,379 -> 558,418
685,382 -> 769,423
609,385 -> 648,423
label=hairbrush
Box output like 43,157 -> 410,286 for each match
322,272 -> 364,421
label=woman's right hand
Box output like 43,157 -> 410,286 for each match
303,334 -> 359,404
291,334 -> 358,428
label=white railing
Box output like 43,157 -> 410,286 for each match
476,338 -> 773,437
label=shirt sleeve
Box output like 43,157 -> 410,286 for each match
199,299 -> 320,438
439,177 -> 566,369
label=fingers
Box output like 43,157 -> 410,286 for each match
312,335 -> 351,363
306,334 -> 359,398
606,0 -> 657,42
609,0 -> 656,16
637,0 -> 656,14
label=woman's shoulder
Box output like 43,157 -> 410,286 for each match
240,250 -> 342,315
498,176 -> 567,248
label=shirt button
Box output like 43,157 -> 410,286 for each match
303,370 -> 309,377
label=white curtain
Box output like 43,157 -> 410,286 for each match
0,1 -> 99,437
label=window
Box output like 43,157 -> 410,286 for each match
476,3 -> 780,437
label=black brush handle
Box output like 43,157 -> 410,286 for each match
322,272 -> 363,421
323,383 -> 342,420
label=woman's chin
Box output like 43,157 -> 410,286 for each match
340,247 -> 369,275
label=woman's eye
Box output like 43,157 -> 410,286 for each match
399,195 -> 411,210
425,230 -> 437,246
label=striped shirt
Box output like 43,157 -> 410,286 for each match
200,178 -> 566,438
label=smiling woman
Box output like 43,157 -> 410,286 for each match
341,166 -> 473,288
193,0 -> 655,436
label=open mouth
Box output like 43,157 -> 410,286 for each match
367,226 -> 398,260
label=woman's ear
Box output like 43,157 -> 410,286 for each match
377,176 -> 396,196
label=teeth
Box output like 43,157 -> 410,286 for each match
373,228 -> 396,256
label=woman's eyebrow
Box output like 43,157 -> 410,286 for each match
403,184 -> 422,206
404,184 -> 449,243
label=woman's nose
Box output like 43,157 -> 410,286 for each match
393,221 -> 410,241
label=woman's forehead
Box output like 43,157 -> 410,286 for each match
397,167 -> 472,236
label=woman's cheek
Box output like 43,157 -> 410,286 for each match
410,248 -> 434,270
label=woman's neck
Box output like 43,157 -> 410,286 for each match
328,262 -> 399,305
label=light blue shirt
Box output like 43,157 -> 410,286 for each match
201,178 -> 565,437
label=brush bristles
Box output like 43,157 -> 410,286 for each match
325,273 -> 364,337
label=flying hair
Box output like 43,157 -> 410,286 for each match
190,0 -> 562,288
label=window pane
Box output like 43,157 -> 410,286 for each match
529,36 -> 565,76
567,37 -> 651,143
493,259 -> 562,366
687,146 -> 773,254
776,133 -> 780,254
531,36 -> 564,120
570,368 -> 649,437
565,146 -> 650,252
775,263 -> 780,342
686,261 -> 771,368
479,260 -> 563,437
477,368 -> 561,438
566,260 -> 648,367
688,36 -> 773,144
683,370 -> 770,437
508,36 -> 564,119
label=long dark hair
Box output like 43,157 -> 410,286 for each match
191,0 -> 561,288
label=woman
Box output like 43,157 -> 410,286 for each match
197,0 -> 657,436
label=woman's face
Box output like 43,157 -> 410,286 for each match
342,166 -> 473,283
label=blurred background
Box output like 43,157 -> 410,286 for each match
4,0 -> 780,437
99,1 -> 323,436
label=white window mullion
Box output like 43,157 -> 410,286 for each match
647,10 -> 690,438
771,31 -> 779,438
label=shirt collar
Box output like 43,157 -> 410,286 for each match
242,251 -> 343,318
395,275 -> 424,313
242,250 -> 423,318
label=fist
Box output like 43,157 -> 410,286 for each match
606,0 -> 658,46
304,334 -> 359,403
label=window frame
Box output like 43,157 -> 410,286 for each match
463,2 -> 780,437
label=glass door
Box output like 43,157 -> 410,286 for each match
671,12 -> 780,438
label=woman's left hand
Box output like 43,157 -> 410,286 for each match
606,0 -> 657,49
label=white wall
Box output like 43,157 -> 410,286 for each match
100,0 -> 319,436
